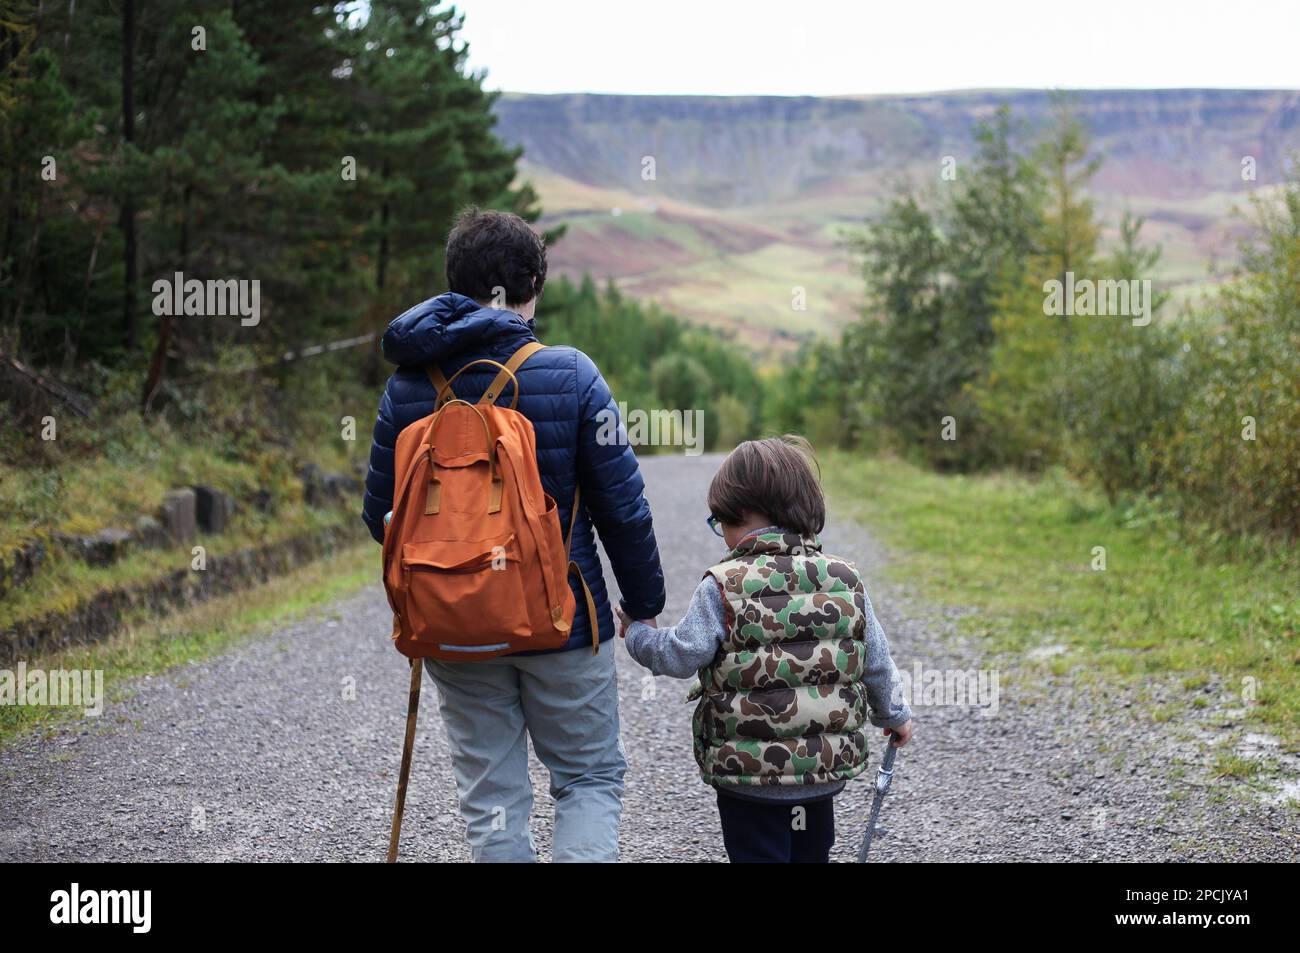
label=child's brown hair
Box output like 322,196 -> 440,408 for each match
707,434 -> 825,537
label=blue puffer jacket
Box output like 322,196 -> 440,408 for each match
362,292 -> 666,652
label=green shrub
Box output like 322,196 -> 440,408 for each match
1162,184 -> 1300,537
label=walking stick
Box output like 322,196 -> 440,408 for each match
387,658 -> 423,862
856,731 -> 900,863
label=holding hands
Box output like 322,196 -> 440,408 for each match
615,604 -> 656,637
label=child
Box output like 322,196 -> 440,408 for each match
619,435 -> 913,863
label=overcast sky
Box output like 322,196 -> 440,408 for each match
455,0 -> 1299,96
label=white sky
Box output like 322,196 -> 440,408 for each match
456,0 -> 1299,96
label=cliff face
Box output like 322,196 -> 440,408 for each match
497,89 -> 1300,204
492,89 -> 1300,343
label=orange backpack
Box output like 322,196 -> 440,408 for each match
380,341 -> 599,662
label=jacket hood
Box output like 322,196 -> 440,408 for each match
380,291 -> 535,366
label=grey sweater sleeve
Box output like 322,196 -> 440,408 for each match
863,595 -> 912,729
623,576 -> 725,678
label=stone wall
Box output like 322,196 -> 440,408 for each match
1,520 -> 369,666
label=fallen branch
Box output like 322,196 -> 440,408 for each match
0,350 -> 93,418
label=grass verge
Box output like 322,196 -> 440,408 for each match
823,452 -> 1300,754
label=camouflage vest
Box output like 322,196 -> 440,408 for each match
691,529 -> 871,787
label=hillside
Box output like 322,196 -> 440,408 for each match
493,89 -> 1300,348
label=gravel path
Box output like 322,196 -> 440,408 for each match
2,453 -> 1295,861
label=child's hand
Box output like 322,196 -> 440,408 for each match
885,720 -> 913,748
615,605 -> 656,636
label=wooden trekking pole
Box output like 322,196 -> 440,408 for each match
387,658 -> 423,862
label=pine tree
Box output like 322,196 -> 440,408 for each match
974,95 -> 1101,469
350,1 -> 539,307
849,193 -> 949,460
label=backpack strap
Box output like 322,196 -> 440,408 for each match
482,341 -> 546,406
426,364 -> 450,404
564,486 -> 583,563
565,487 -> 601,655
425,340 -> 545,410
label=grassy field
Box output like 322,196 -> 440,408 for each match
823,453 -> 1300,753
0,540 -> 375,746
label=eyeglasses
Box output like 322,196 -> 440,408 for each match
706,515 -> 724,538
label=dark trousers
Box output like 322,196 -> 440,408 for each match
715,790 -> 835,863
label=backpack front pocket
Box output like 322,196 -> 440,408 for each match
401,533 -> 532,648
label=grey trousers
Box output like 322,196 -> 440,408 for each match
423,642 -> 626,862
